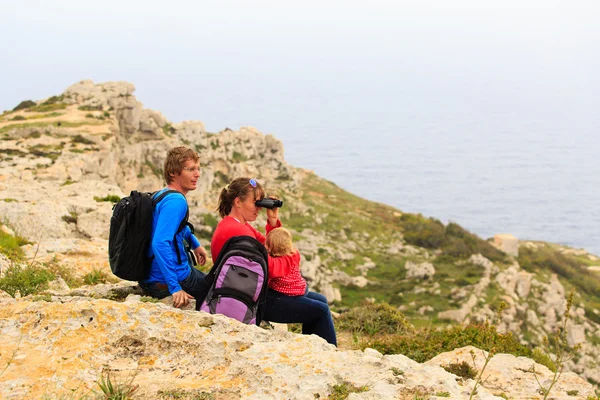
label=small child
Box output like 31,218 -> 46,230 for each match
265,227 -> 307,296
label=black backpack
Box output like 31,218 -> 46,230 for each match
108,190 -> 189,281
196,236 -> 269,325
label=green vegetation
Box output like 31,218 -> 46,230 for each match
13,100 -> 36,111
519,245 -> 600,298
28,144 -> 62,162
162,123 -> 175,135
71,134 -> 95,145
78,105 -> 103,111
442,361 -> 477,379
10,115 -> 26,121
342,314 -> 531,363
157,389 -> 215,399
83,268 -> 109,285
335,302 -> 414,335
62,211 -> 78,224
400,215 -> 506,263
328,382 -> 369,399
95,370 -> 138,399
144,158 -> 163,178
231,151 -> 248,162
94,195 -> 121,203
0,228 -> 27,261
140,296 -> 160,303
0,264 -> 55,297
0,120 -> 99,135
532,291 -> 582,400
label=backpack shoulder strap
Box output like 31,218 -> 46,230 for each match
152,189 -> 182,206
151,189 -> 190,264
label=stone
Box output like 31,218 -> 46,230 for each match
493,233 -> 519,257
405,261 -> 435,280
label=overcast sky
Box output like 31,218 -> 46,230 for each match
2,0 -> 598,132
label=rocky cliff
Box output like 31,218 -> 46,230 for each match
1,80 -> 599,398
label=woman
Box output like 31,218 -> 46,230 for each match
211,177 -> 337,346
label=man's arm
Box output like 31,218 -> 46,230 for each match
151,195 -> 188,294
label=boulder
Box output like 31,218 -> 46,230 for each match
493,233 -> 519,257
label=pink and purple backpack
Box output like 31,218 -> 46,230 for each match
196,236 -> 269,325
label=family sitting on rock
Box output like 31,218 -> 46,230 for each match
138,146 -> 337,346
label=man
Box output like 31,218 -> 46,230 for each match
139,146 -> 208,308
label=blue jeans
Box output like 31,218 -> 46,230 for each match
139,268 -> 207,300
263,289 -> 337,346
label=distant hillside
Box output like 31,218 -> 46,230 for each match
1,80 -> 599,396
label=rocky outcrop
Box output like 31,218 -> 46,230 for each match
0,298 -> 595,399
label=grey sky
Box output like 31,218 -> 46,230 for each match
2,0 -> 598,131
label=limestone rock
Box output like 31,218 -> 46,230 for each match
405,261 -> 435,280
4,300 -> 593,400
493,233 -> 518,257
426,346 -> 595,399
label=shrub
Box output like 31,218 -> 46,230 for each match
0,229 -> 27,261
443,361 -> 477,379
10,115 -> 26,121
519,246 -> 600,298
336,302 -> 414,335
13,100 -> 36,111
231,151 -> 248,163
358,322 -> 531,363
95,370 -> 138,399
71,134 -> 95,145
78,105 -> 103,111
445,223 -> 506,262
400,214 -> 446,249
329,382 -> 369,400
83,268 -> 109,285
0,264 -> 55,297
94,195 -> 121,203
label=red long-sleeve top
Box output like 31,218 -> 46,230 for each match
210,216 -> 300,278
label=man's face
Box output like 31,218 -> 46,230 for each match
171,159 -> 201,193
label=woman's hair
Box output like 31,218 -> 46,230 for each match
266,228 -> 295,257
216,177 -> 265,217
163,146 -> 200,184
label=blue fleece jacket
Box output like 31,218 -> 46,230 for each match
144,189 -> 200,294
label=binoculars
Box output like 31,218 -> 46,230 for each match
255,198 -> 283,209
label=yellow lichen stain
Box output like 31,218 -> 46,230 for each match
139,356 -> 157,366
263,367 -> 275,374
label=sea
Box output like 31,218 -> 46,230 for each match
157,83 -> 600,257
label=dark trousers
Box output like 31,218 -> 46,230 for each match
139,268 -> 207,300
263,289 -> 337,346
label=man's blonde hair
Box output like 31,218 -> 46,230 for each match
163,146 -> 200,184
266,228 -> 295,257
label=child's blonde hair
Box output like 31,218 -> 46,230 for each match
266,228 -> 295,257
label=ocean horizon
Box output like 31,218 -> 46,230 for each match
2,2 -> 597,255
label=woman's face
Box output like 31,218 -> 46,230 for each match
238,192 -> 262,222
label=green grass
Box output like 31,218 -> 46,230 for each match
83,268 -> 109,285
335,302 -> 414,335
231,151 -> 248,162
78,105 -> 103,111
0,264 -> 55,297
12,100 -> 36,111
0,120 -> 101,135
519,245 -> 600,298
0,228 -> 27,261
336,304 -> 532,363
442,361 -> 477,379
94,195 -> 121,203
328,382 -> 369,399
